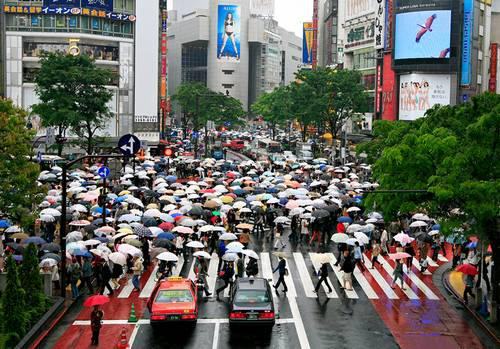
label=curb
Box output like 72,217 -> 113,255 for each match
441,267 -> 500,345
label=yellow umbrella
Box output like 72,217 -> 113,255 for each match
146,203 -> 159,209
220,196 -> 234,204
117,228 -> 133,235
119,190 -> 130,196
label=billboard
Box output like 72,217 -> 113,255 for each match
375,0 -> 386,50
303,22 -> 314,65
394,10 -> 451,60
460,0 -> 474,86
250,0 -> 275,17
489,43 -> 498,93
217,5 -> 241,63
399,73 -> 451,121
43,0 -> 113,11
345,0 -> 373,20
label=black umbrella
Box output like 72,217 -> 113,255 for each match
143,190 -> 159,198
189,206 -> 204,216
324,205 -> 340,214
41,243 -> 61,253
134,226 -> 152,238
6,243 -> 24,253
312,209 -> 329,219
142,216 -> 157,226
84,224 -> 98,233
153,239 -> 174,248
41,253 -> 61,262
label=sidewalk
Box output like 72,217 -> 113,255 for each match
443,267 -> 500,345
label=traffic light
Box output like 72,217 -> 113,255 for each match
164,148 -> 174,157
138,148 -> 145,161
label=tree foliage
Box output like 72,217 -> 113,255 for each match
33,53 -> 114,155
252,86 -> 292,139
1,256 -> 27,342
0,99 -> 42,229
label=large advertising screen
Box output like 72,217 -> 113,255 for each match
303,22 -> 314,65
394,10 -> 451,60
217,4 -> 241,63
399,73 -> 450,121
43,0 -> 113,11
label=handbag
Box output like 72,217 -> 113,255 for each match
218,270 -> 225,278
284,268 -> 289,276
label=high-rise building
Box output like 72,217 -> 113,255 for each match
0,0 -> 166,143
167,0 -> 301,121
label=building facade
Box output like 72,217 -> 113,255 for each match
167,0 -> 301,121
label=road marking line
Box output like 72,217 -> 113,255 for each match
402,267 -> 439,300
128,324 -> 140,347
331,253 -> 379,299
289,297 -> 311,349
293,253 -> 317,298
412,258 -> 432,275
362,254 -> 399,299
438,254 -> 448,262
207,253 -> 219,296
72,318 -> 295,325
260,252 -> 278,303
172,254 -> 185,276
212,321 -> 220,349
328,254 -> 358,299
426,257 -> 439,267
380,256 -> 419,300
188,259 -> 196,281
117,278 -> 134,299
308,253 -> 338,298
139,266 -> 158,298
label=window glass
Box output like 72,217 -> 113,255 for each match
155,290 -> 193,303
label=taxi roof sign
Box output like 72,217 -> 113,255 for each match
167,276 -> 184,282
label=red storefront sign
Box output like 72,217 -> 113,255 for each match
382,53 -> 396,121
489,43 -> 498,93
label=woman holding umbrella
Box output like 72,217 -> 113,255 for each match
83,295 -> 108,346
391,258 -> 406,290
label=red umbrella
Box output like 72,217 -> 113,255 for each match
174,215 -> 186,222
83,295 -> 110,307
159,222 -> 174,231
456,263 -> 478,276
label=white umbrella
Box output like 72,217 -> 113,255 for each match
219,232 -> 238,241
226,241 -> 244,253
267,198 -> 279,204
354,231 -> 370,244
144,209 -> 162,218
96,244 -> 112,254
186,241 -> 204,249
222,252 -> 238,262
149,227 -> 164,237
108,252 -> 127,265
241,249 -> 259,260
39,214 -> 56,223
428,230 -> 440,236
233,201 -> 247,209
412,213 -> 431,221
346,224 -> 363,234
274,217 -> 290,224
346,238 -> 359,246
199,225 -> 216,232
66,231 -> 83,242
365,218 -> 378,223
156,252 -> 179,262
310,253 -> 331,265
70,204 -> 88,213
331,233 -> 349,243
172,226 -> 194,235
118,244 -> 142,256
180,218 -> 197,227
82,239 -> 101,246
193,251 -> 211,259
89,249 -> 107,258
409,220 -> 427,228
39,258 -> 58,267
346,207 -> 361,213
118,214 -> 141,223
40,208 -> 62,217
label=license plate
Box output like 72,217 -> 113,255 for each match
169,315 -> 180,320
247,314 -> 257,320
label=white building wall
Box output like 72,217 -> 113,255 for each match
173,0 -> 209,18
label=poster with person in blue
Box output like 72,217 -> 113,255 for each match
217,4 -> 241,62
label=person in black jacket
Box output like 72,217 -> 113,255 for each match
216,262 -> 234,301
98,261 -> 114,296
314,262 -> 333,293
245,257 -> 259,277
111,262 -> 123,290
340,251 -> 355,291
272,257 -> 288,294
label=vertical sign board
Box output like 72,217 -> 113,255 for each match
160,0 -> 168,137
384,0 -> 393,51
489,43 -> 498,92
217,4 -> 241,62
461,0 -> 473,86
375,0 -> 386,50
312,0 -> 319,69
303,22 -> 314,64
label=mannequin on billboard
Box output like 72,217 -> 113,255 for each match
219,12 -> 239,60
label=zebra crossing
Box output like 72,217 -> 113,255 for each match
117,250 -> 444,301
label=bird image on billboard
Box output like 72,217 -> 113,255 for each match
395,10 -> 451,60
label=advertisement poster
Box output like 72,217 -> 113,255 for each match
460,0 -> 473,86
217,4 -> 241,62
303,22 -> 314,64
394,10 -> 451,60
345,0 -> 373,20
399,73 -> 450,121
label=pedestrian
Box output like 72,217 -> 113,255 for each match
353,241 -> 365,271
99,261 -> 114,296
253,212 -> 265,238
300,218 -> 309,243
371,241 -> 383,269
290,214 -> 299,243
340,251 -> 354,291
313,262 -> 333,294
239,229 -> 251,249
380,228 -> 389,255
391,259 -> 406,290
405,244 -> 415,272
217,240 -> 227,272
273,223 -> 286,249
68,257 -> 81,299
111,261 -> 123,289
197,257 -> 212,297
236,253 -> 245,278
272,256 -> 288,295
141,237 -> 150,268
463,273 -> 475,304
81,257 -> 94,294
90,305 -> 104,346
131,254 -> 143,292
245,257 -> 259,277
216,262 -> 234,300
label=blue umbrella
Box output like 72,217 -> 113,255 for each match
337,216 -> 353,224
166,175 -> 178,183
92,207 -> 111,214
170,213 -> 182,218
74,250 -> 92,258
115,196 -> 128,203
24,237 -> 47,245
157,232 -> 175,240
466,241 -> 478,249
13,255 -> 23,262
279,198 -> 288,206
233,189 -> 246,196
267,188 -> 279,194
95,236 -> 109,243
0,220 -> 11,229
432,224 -> 441,231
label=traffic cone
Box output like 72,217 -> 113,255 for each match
116,327 -> 128,349
128,303 -> 137,323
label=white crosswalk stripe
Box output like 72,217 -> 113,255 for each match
172,254 -> 185,276
379,256 -> 419,300
293,253 -> 318,298
412,258 -> 432,275
362,254 -> 399,299
188,259 -> 197,281
438,254 -> 448,262
207,253 -> 219,296
117,278 -> 135,298
426,257 -> 439,267
330,253 -> 378,299
139,266 -> 158,298
308,253 -> 338,298
328,254 -> 358,299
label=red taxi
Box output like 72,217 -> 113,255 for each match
147,276 -> 198,326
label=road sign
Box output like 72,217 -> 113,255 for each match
97,166 -> 110,179
118,134 -> 140,157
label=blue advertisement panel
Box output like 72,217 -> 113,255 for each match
302,22 -> 314,64
394,10 -> 451,60
217,4 -> 241,62
82,0 -> 113,11
461,0 -> 473,86
43,0 -> 79,6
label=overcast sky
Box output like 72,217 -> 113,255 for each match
168,0 -> 313,38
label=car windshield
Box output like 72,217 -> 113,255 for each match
234,289 -> 270,304
155,289 -> 193,303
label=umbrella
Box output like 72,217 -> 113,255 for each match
241,249 -> 259,260
150,247 -> 168,259
354,231 -> 370,244
204,200 -> 219,209
0,220 -> 11,228
219,232 -> 238,241
153,239 -> 174,249
172,226 -> 194,235
394,232 -> 414,245
41,253 -> 61,262
134,226 -> 152,238
312,209 -> 329,219
337,216 -> 353,224
126,239 -> 143,248
456,263 -> 478,276
186,241 -> 205,249
389,252 -> 411,260
156,252 -> 179,262
67,231 -> 84,242
5,226 -> 21,233
82,239 -> 101,246
193,251 -> 211,259
157,232 -> 175,240
222,252 -> 238,262
331,233 -> 349,243
235,223 -> 253,230
39,258 -> 58,267
346,238 -> 359,246
108,252 -> 127,265
41,243 -> 61,253
23,236 -> 46,245
83,295 -> 110,307
409,221 -> 427,228
346,207 -> 361,213
428,230 -> 440,236
10,233 -> 28,240
310,253 -> 331,265
412,213 -> 431,221
90,249 -> 107,258
189,206 -> 204,216
69,220 -> 92,226
118,244 -> 142,256
274,217 -> 290,224
40,215 -> 56,223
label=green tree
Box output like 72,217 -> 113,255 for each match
252,86 -> 293,140
361,93 -> 500,321
20,244 -> 48,324
0,99 -> 42,229
33,53 -> 114,155
1,256 -> 27,344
